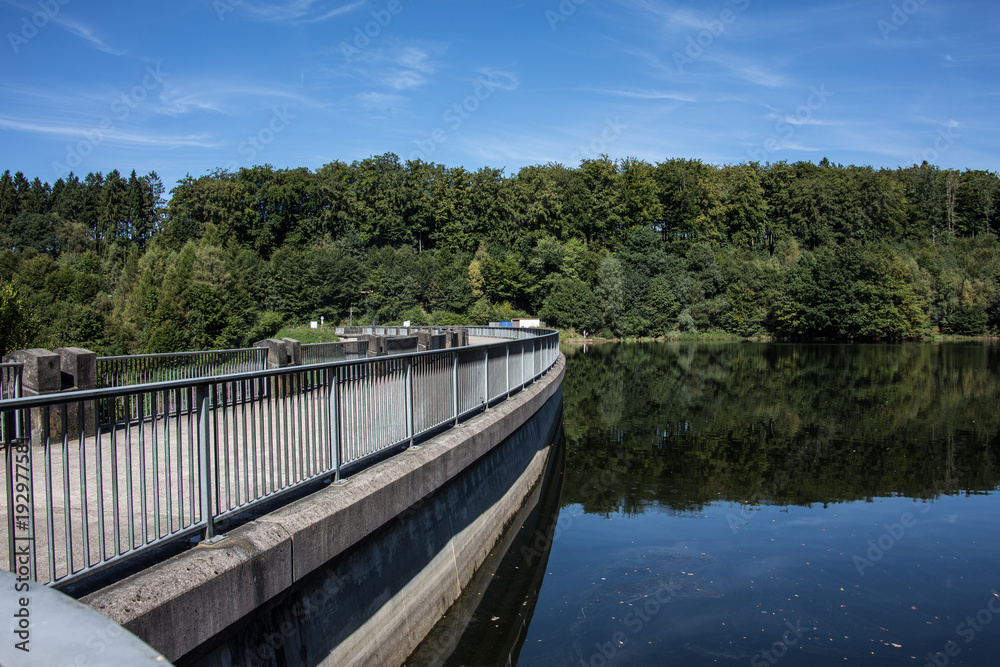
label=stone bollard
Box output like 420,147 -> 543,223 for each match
55,347 -> 97,438
418,332 -> 445,351
254,338 -> 302,397
343,340 -> 368,360
253,339 -> 291,368
2,348 -> 61,445
384,336 -> 418,355
281,338 -> 302,366
362,334 -> 386,357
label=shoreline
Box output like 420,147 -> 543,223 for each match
559,334 -> 1000,345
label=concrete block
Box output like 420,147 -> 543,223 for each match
343,340 -> 368,360
384,336 -> 418,355
2,348 -> 60,394
55,346 -> 97,390
253,339 -> 289,368
281,338 -> 302,366
362,334 -> 385,357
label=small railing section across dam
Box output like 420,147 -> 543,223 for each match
0,327 -> 559,590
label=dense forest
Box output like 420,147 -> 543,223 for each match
1,155 -> 999,355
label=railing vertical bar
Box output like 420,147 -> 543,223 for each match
240,379 -> 250,507
78,408 -> 90,568
332,368 -> 341,482
196,384 -> 214,541
291,372 -> 300,486
250,378 -> 260,501
452,351 -> 459,426
137,393 -> 148,546
151,391 -> 160,541
220,383 -> 231,513
61,406 -> 73,577
5,410 -> 17,573
267,377 -> 276,495
124,401 -> 135,552
42,408 -> 54,582
406,357 -> 414,448
185,386 -> 195,527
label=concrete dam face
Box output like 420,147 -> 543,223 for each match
182,387 -> 564,667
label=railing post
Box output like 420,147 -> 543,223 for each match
196,382 -> 216,542
330,368 -> 342,483
406,357 -> 414,448
452,350 -> 459,426
505,343 -> 510,398
482,347 -> 489,410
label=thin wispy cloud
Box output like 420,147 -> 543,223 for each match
238,0 -> 365,24
6,0 -> 125,54
591,88 -> 696,103
0,116 -> 218,148
53,14 -> 126,55
157,82 -> 305,116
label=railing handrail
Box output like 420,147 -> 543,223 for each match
1,326 -> 560,590
97,347 -> 270,363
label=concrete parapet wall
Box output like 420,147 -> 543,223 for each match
83,354 -> 566,665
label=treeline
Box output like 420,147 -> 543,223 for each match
1,155 -> 999,355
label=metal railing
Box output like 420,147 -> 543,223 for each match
0,364 -> 21,445
0,327 -> 559,589
0,364 -> 20,401
96,348 -> 271,425
97,348 -> 270,388
301,341 -> 368,366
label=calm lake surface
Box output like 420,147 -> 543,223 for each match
439,342 -> 1000,666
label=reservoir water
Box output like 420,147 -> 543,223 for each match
430,342 -> 1000,666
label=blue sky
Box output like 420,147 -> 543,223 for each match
1,0 -> 997,191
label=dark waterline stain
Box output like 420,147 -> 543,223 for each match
437,341 -> 1000,666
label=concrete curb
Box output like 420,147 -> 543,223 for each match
83,354 -> 566,662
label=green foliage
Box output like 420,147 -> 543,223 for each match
540,277 -> 602,334
3,158 -> 1000,351
275,324 -> 339,343
0,281 -> 38,355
